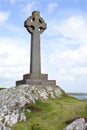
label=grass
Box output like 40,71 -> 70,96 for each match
12,94 -> 87,130
0,88 -> 6,90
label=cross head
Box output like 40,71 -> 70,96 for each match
24,11 -> 47,34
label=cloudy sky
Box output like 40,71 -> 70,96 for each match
0,0 -> 87,93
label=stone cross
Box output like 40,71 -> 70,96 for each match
24,11 -> 47,74
16,11 -> 56,86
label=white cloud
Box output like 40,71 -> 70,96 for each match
47,15 -> 87,46
59,16 -> 87,44
0,37 -> 29,88
43,15 -> 87,92
4,0 -> 21,4
43,43 -> 87,92
47,2 -> 58,13
10,0 -> 16,4
5,24 -> 23,33
22,2 -> 36,16
0,11 -> 11,24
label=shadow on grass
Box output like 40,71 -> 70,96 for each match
25,103 -> 42,112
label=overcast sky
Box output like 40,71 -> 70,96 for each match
0,0 -> 87,93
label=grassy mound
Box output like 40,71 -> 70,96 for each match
0,88 -> 6,90
12,94 -> 87,130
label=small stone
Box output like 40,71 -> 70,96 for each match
19,112 -> 26,122
27,109 -> 31,113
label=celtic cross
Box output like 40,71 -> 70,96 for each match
24,11 -> 47,74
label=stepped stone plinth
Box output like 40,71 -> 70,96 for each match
16,73 -> 56,86
16,11 -> 57,87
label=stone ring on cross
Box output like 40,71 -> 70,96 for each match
24,11 -> 47,34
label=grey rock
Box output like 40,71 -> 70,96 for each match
63,118 -> 86,130
0,84 -> 62,130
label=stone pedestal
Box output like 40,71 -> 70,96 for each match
16,73 -> 56,86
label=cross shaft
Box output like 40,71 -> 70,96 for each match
24,11 -> 47,74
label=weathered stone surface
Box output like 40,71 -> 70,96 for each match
23,73 -> 48,80
63,118 -> 87,130
16,11 -> 59,88
24,11 -> 47,74
0,85 -> 63,130
16,73 -> 56,86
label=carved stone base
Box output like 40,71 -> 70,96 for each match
16,73 -> 56,86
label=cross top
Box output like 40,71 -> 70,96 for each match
24,11 -> 47,34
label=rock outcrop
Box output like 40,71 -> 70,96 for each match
63,118 -> 87,130
0,85 -> 63,130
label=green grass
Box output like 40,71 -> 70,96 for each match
0,88 -> 6,90
12,94 -> 87,130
